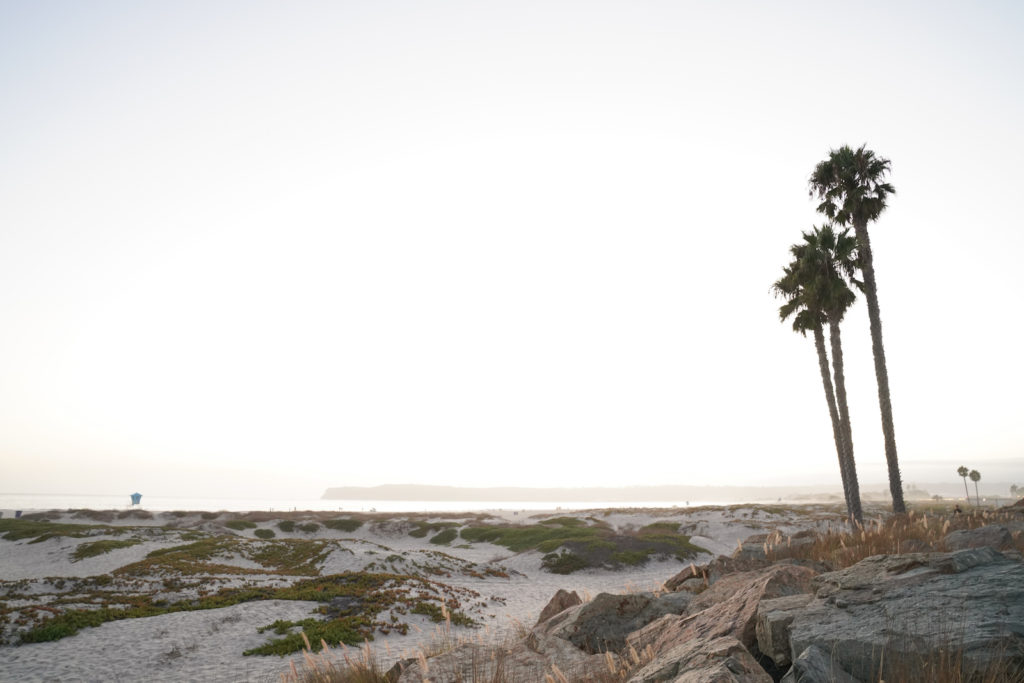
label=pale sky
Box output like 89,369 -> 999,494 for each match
1,1 -> 1022,499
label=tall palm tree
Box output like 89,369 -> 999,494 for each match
969,469 -> 981,506
957,466 -> 970,503
790,226 -> 863,524
809,145 -> 904,513
774,227 -> 863,524
1012,484 -> 1019,499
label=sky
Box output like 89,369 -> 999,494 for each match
1,1 -> 1022,500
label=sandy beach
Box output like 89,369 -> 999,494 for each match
0,504 -> 855,682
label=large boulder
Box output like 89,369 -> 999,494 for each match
535,588 -> 582,625
755,594 -> 813,668
627,635 -> 772,683
943,524 -> 1013,551
628,564 -> 819,658
788,547 -> 1024,681
541,591 -> 692,654
780,645 -> 860,683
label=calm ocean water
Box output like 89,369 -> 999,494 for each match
0,492 -> 728,514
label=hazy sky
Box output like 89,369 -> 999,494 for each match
1,1 -> 1022,499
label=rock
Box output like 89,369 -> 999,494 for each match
541,591 -> 692,654
392,633 -> 621,682
943,525 -> 1013,551
665,555 -> 770,592
894,537 -> 934,553
627,635 -> 772,683
755,594 -> 813,668
628,564 -> 819,658
789,547 -> 1024,681
732,533 -> 775,561
535,588 -> 582,625
780,645 -> 860,683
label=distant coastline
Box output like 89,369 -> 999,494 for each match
322,482 -> 1012,504
322,484 -> 840,503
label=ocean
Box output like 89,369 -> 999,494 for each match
0,492 -> 733,515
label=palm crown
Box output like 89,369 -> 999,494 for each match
809,144 -> 895,228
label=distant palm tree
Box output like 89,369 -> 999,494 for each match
969,469 -> 981,506
810,145 -> 904,513
1012,484 -> 1019,498
958,466 -> 970,503
774,227 -> 863,524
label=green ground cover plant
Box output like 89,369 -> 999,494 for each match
72,539 -> 142,561
461,518 -> 706,572
0,519 -> 113,543
409,521 -> 459,538
254,528 -> 276,539
225,520 -> 258,530
323,519 -> 363,532
429,528 -> 458,545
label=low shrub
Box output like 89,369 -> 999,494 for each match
254,528 -> 275,539
542,550 -> 589,574
429,528 -> 458,545
324,518 -> 363,533
225,520 -> 257,531
277,520 -> 296,532
72,539 -> 142,561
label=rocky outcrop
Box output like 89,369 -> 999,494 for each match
780,645 -> 859,683
755,594 -> 813,668
943,524 -> 1014,551
400,544 -> 1024,682
390,633 -> 617,682
626,564 -> 817,681
627,635 -> 772,683
540,591 -> 692,654
535,588 -> 582,625
788,547 -> 1024,681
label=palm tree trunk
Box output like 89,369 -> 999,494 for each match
813,325 -> 855,522
974,481 -> 980,506
962,476 -> 970,503
853,221 -> 906,513
828,317 -> 863,524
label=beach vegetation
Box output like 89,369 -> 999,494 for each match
278,520 -> 296,532
71,538 -> 142,561
225,520 -> 258,530
298,523 -> 321,534
0,519 -> 110,543
429,528 -> 458,545
460,519 -> 705,572
409,521 -> 459,538
255,528 -> 276,539
324,518 -> 363,532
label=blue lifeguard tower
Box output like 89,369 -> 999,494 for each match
130,492 -> 142,506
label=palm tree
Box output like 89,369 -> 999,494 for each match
1012,484 -> 1019,499
969,469 -> 981,506
789,226 -> 863,523
958,466 -> 970,503
809,145 -> 904,513
774,227 -> 863,524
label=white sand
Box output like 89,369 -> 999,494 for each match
0,504 -> 848,681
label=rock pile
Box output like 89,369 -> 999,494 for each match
389,525 -> 1024,682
